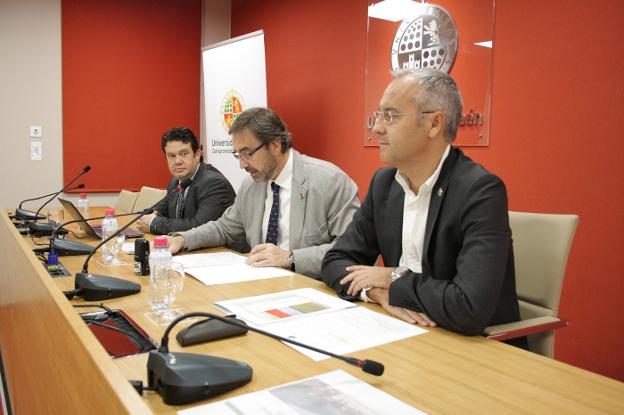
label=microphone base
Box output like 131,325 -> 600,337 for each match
52,239 -> 94,256
147,351 -> 252,405
29,222 -> 54,236
75,272 -> 141,301
15,208 -> 46,221
28,221 -> 68,237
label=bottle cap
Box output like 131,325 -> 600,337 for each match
80,193 -> 87,198
154,236 -> 169,248
134,238 -> 150,256
105,209 -> 115,216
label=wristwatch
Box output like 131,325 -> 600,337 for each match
391,266 -> 410,283
287,251 -> 295,271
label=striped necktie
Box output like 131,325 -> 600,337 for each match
175,186 -> 186,219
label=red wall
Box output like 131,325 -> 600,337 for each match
232,0 -> 624,380
62,0 -> 202,192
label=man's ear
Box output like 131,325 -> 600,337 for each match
268,139 -> 282,154
428,111 -> 445,138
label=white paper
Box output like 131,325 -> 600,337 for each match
121,242 -> 134,255
174,252 -> 292,285
178,370 -> 426,415
175,252 -> 246,268
188,264 -> 292,285
267,306 -> 427,360
214,288 -> 357,326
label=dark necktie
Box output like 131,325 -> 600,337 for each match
265,182 -> 280,244
175,187 -> 186,219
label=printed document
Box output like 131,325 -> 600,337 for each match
174,252 -> 292,285
215,288 -> 427,360
178,370 -> 426,415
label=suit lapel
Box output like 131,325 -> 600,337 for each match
247,182 -> 267,246
423,147 -> 459,261
289,150 -> 306,250
384,179 -> 405,265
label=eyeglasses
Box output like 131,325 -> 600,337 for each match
232,142 -> 265,161
370,110 -> 436,125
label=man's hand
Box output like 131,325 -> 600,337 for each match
167,235 -> 187,254
368,287 -> 437,327
339,265 -> 393,296
246,243 -> 289,268
136,213 -> 156,233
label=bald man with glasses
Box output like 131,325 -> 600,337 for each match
166,107 -> 360,279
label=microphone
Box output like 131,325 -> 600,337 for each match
146,311 -> 384,405
45,210 -> 149,256
65,179 -> 191,301
15,184 -> 85,221
29,166 -> 92,236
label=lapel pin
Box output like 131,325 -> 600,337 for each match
299,193 -> 304,200
437,187 -> 443,197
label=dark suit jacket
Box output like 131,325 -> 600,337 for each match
150,163 -> 236,235
322,147 -> 525,346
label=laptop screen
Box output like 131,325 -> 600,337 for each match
58,198 -> 100,238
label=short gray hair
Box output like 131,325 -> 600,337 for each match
393,68 -> 463,141
228,107 -> 292,153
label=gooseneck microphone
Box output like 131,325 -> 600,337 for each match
45,210 -> 149,256
30,165 -> 92,236
15,183 -> 85,221
146,310 -> 384,405
64,179 -> 191,301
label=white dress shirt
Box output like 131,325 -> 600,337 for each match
396,145 -> 450,273
361,145 -> 450,303
261,149 -> 293,250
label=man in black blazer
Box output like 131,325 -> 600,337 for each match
136,127 -> 236,235
322,69 -> 525,347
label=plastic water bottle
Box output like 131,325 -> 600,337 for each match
77,192 -> 89,218
149,236 -> 173,314
100,209 -> 119,264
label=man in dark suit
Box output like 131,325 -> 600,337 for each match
136,127 -> 236,235
322,68 -> 525,347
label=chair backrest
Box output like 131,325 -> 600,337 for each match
510,211 -> 579,318
134,186 -> 167,211
510,211 -> 578,356
114,190 -> 138,213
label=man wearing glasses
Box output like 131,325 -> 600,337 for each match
137,127 -> 236,235
322,69 -> 525,347
167,108 -> 360,279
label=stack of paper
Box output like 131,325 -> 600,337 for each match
174,252 -> 292,285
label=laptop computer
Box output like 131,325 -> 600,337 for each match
58,197 -> 144,239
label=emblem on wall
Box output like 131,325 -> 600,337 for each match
391,4 -> 458,73
220,89 -> 245,132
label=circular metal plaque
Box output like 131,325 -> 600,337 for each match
391,4 -> 458,73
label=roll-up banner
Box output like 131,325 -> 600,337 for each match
202,30 -> 267,192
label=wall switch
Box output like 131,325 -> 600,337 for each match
30,126 -> 42,138
31,141 -> 42,160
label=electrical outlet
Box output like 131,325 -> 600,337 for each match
30,126 -> 42,138
31,142 -> 42,160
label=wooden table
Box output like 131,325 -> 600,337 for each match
2,208 -> 624,414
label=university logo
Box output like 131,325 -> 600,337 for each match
391,4 -> 457,73
220,89 -> 245,132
